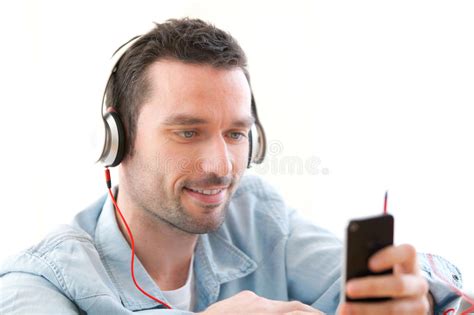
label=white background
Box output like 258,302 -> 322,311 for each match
0,0 -> 473,296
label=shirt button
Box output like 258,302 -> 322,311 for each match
452,274 -> 459,281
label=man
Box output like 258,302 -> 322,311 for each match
0,18 -> 463,314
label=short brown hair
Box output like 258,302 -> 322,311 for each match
106,18 -> 254,158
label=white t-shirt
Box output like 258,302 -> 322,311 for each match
161,256 -> 195,311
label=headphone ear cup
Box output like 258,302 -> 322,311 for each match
98,111 -> 126,167
247,129 -> 254,168
247,124 -> 261,168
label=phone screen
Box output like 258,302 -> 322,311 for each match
343,214 -> 394,303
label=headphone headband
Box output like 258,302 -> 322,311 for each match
98,34 -> 266,168
101,35 -> 143,117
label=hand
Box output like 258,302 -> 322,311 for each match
200,290 -> 325,315
339,244 -> 430,315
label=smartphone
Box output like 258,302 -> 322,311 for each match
341,214 -> 394,303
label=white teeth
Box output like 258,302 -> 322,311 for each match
187,187 -> 222,195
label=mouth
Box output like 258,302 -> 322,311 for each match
183,186 -> 228,205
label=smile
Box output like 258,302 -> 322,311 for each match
183,186 -> 227,204
185,187 -> 223,195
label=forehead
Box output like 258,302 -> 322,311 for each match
141,60 -> 252,123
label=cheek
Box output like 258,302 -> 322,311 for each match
135,130 -> 190,174
133,128 -> 159,161
231,143 -> 251,171
157,145 -> 201,177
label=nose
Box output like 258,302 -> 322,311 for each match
196,135 -> 233,177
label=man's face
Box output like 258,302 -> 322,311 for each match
120,60 -> 253,234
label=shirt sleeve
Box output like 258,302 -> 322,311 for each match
0,272 -> 81,315
285,208 -> 343,314
418,253 -> 464,313
0,272 -> 199,315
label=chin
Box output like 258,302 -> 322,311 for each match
179,203 -> 229,234
178,219 -> 225,234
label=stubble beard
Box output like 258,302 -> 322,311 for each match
143,194 -> 233,234
125,161 -> 238,235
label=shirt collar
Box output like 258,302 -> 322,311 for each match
94,187 -> 168,311
94,187 -> 257,312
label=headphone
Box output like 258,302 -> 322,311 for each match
97,35 -> 267,169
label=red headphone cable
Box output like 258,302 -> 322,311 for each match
104,168 -> 172,309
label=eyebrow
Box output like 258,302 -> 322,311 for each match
162,114 -> 255,128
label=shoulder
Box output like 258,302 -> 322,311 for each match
0,196 -> 113,301
29,224 -> 95,257
1,193 -> 107,267
0,225 -> 98,296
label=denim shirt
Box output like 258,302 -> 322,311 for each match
0,175 -> 463,314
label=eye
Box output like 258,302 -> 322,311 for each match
228,132 -> 246,141
176,131 -> 197,139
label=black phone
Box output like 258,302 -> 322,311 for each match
341,214 -> 394,303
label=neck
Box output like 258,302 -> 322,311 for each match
114,184 -> 198,291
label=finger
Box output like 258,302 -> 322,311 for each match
339,297 -> 430,315
369,244 -> 418,274
346,274 -> 429,299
